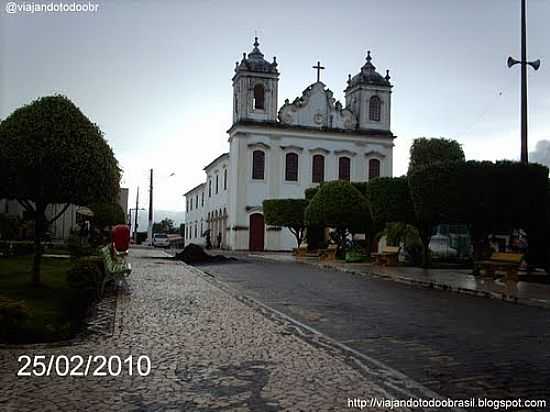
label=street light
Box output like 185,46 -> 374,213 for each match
507,0 -> 541,163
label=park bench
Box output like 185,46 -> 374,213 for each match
373,246 -> 400,266
476,252 -> 524,280
100,245 -> 131,294
319,244 -> 338,261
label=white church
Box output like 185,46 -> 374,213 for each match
184,38 -> 395,251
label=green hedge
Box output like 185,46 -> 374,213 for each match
408,160 -> 549,266
366,176 -> 416,230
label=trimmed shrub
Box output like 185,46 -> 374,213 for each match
263,199 -> 308,247
0,296 -> 30,341
66,257 -> 105,301
366,176 -> 416,231
305,181 -> 372,253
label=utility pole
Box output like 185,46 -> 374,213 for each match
134,187 -> 139,241
507,0 -> 541,163
147,168 -> 153,245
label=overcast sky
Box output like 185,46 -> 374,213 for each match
1,0 -> 549,213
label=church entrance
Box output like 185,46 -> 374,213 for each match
249,213 -> 265,251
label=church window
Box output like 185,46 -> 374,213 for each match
209,179 -> 212,197
369,159 -> 381,179
253,84 -> 265,110
215,174 -> 219,194
224,169 -> 228,190
312,154 -> 325,183
369,96 -> 381,122
338,157 -> 351,181
285,153 -> 299,182
252,150 -> 265,180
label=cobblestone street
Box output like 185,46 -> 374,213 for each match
0,249 -> 418,411
198,256 -> 550,407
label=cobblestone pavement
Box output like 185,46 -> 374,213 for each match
0,249 -> 421,412
198,257 -> 550,408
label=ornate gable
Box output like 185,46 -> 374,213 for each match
278,82 -> 357,130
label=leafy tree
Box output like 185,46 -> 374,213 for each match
263,199 -> 308,247
408,137 -> 465,174
305,181 -> 372,253
153,218 -> 175,234
90,202 -> 126,230
0,95 -> 121,285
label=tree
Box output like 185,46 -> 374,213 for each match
153,218 -> 175,234
408,137 -> 465,174
304,181 -> 372,253
366,176 -> 416,231
0,95 -> 121,285
263,199 -> 308,247
90,202 -> 126,230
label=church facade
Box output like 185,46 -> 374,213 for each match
184,38 -> 395,251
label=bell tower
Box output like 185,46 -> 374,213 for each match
232,37 -> 279,124
345,51 -> 393,132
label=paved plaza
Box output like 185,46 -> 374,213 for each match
0,249 -> 420,411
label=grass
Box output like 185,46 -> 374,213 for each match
0,255 -> 86,343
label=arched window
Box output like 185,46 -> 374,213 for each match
369,95 -> 381,122
338,157 -> 351,181
285,153 -> 299,181
201,192 -> 204,207
253,84 -> 265,110
252,150 -> 265,180
368,159 -> 381,179
312,154 -> 325,183
215,174 -> 219,194
224,169 -> 228,190
208,179 -> 212,197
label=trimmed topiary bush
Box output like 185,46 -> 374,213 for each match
305,181 -> 372,253
263,199 -> 308,247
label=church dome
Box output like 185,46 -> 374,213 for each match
346,51 -> 391,89
235,37 -> 278,74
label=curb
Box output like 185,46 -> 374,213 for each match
319,261 -> 550,310
250,255 -> 550,310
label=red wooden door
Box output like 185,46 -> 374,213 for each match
249,213 -> 265,251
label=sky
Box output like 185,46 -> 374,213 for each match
1,0 -> 549,218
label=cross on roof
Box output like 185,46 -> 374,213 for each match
312,61 -> 325,83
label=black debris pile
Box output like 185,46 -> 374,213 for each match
173,243 -> 235,264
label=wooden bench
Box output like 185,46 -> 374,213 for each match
100,245 -> 131,295
373,246 -> 400,266
319,244 -> 338,261
477,252 -> 524,280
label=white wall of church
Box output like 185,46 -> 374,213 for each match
226,127 -> 393,251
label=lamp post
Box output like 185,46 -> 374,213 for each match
507,0 -> 541,163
